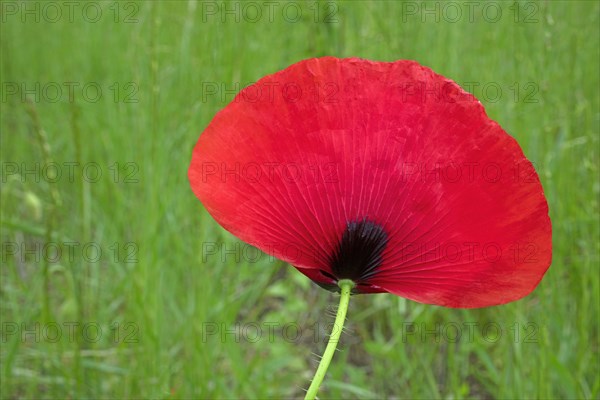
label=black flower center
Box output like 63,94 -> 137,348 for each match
329,218 -> 388,282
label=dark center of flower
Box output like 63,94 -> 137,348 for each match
329,218 -> 388,283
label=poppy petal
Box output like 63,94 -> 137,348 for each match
188,57 -> 551,308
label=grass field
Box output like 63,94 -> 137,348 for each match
1,1 -> 599,399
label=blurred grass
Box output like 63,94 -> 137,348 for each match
1,0 -> 598,399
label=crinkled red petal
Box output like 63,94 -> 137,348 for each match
188,57 -> 552,308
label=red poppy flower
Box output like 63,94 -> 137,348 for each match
189,57 -> 551,308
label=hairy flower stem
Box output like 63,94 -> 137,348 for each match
304,279 -> 355,400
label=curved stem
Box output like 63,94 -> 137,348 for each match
304,279 -> 355,400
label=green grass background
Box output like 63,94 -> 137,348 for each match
1,0 -> 598,398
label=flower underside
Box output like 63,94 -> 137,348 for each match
318,219 -> 388,292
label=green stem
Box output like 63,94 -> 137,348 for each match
305,279 -> 355,400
